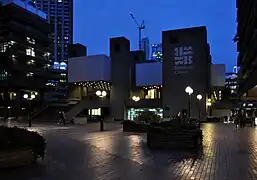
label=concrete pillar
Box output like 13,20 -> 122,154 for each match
110,37 -> 131,120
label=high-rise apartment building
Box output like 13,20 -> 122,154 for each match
35,0 -> 73,64
235,0 -> 257,95
142,38 -> 149,60
151,43 -> 162,61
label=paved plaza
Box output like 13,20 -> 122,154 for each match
1,123 -> 257,180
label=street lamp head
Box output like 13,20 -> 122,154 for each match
185,86 -> 193,95
96,90 -> 101,96
31,94 -> 36,99
197,94 -> 203,100
101,91 -> 107,97
23,94 -> 28,99
132,96 -> 140,102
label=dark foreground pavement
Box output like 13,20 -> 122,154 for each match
1,123 -> 257,180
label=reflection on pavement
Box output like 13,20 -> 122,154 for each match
1,123 -> 257,180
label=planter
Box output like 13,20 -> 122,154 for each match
74,117 -> 87,124
0,148 -> 36,169
123,121 -> 147,133
147,128 -> 202,149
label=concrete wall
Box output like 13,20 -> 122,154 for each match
110,37 -> 131,120
162,26 -> 210,119
68,55 -> 111,83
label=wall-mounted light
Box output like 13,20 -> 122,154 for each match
132,96 -> 140,102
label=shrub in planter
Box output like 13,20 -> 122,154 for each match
135,110 -> 161,124
0,126 -> 46,159
147,120 -> 203,149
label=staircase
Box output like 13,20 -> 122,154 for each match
30,104 -> 49,120
66,99 -> 110,121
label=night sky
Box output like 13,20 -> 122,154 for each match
74,0 -> 237,71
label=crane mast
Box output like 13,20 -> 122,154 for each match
130,12 -> 145,50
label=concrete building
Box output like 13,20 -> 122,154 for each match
162,26 -> 211,119
67,26 -> 212,122
235,0 -> 257,98
68,43 -> 87,58
0,0 -> 60,118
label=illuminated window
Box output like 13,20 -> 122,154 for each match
89,108 -> 101,116
26,37 -> 35,44
27,60 -> 35,65
26,72 -> 34,77
9,92 -> 16,100
0,41 -> 16,52
26,47 -> 35,57
145,89 -> 157,99
0,71 -> 8,80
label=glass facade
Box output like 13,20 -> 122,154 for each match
127,108 -> 163,120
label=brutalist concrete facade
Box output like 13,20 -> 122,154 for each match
110,37 -> 132,120
162,26 -> 211,118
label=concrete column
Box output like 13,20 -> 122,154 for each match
110,37 -> 131,120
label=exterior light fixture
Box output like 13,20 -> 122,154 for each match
23,94 -> 29,99
132,96 -> 140,102
23,93 -> 37,127
96,90 -> 107,98
197,94 -> 202,100
185,86 -> 193,95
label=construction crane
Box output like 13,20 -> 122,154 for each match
130,12 -> 145,50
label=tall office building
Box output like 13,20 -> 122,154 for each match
35,0 -> 73,64
151,43 -> 163,61
142,38 -> 149,60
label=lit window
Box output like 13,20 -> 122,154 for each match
0,71 -> 8,80
64,36 -> 68,40
145,89 -> 158,99
27,60 -> 35,65
26,72 -> 34,77
26,37 -> 35,44
59,62 -> 67,70
89,108 -> 101,116
26,47 -> 35,57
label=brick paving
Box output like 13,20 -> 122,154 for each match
1,123 -> 257,180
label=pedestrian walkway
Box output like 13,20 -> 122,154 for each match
1,123 -> 257,180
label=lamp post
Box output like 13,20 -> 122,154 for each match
185,86 -> 193,119
96,90 -> 107,131
196,94 -> 202,127
23,93 -> 36,127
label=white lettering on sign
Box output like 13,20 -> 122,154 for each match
173,46 -> 194,74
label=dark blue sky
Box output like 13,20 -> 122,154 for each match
74,0 -> 237,71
